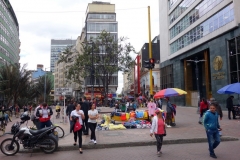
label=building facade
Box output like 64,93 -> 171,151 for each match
0,0 -> 20,65
83,1 -> 118,98
50,39 -> 76,72
159,0 -> 240,106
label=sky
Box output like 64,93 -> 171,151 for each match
10,0 -> 159,94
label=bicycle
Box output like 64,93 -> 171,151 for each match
0,119 -> 6,137
30,123 -> 65,138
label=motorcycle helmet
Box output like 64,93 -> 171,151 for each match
20,112 -> 30,121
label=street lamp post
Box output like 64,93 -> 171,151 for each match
187,57 -> 205,113
44,67 -> 50,103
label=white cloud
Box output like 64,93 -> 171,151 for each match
9,0 -> 159,93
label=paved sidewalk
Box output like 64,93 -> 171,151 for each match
58,106 -> 239,150
1,106 -> 239,152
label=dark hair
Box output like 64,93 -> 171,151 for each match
230,96 -> 234,98
209,103 -> 217,108
42,103 -> 47,107
202,98 -> 208,105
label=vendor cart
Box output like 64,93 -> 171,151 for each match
233,105 -> 240,117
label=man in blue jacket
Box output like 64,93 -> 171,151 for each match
203,103 -> 222,159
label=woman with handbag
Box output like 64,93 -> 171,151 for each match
70,103 -> 85,154
150,108 -> 166,157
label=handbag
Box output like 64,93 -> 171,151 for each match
74,120 -> 82,132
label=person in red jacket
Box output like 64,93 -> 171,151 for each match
36,102 -> 53,129
199,98 -> 209,124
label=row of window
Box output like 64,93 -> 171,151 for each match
170,3 -> 234,54
169,0 -> 195,24
85,76 -> 118,86
160,64 -> 174,89
0,22 -> 18,54
87,23 -> 117,33
0,1 -> 18,33
0,3 -> 18,40
229,36 -> 240,83
169,0 -> 178,9
0,32 -> 18,57
88,14 -> 115,20
87,33 -> 117,41
170,0 -> 223,39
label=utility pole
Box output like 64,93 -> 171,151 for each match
44,68 -> 47,102
91,42 -> 95,100
148,6 -> 153,97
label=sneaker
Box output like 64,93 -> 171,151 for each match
157,152 -> 162,157
166,125 -> 172,128
210,154 -> 217,159
94,140 -> 97,144
89,139 -> 94,143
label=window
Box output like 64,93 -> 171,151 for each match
160,65 -> 174,89
169,0 -> 195,24
170,3 -> 234,54
229,37 -> 240,83
170,0 -> 224,39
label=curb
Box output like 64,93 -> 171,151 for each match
19,136 -> 238,153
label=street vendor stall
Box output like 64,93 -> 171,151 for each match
111,110 -> 149,122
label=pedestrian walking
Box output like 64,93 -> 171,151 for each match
226,96 -> 236,119
88,103 -> 99,144
210,98 -> 223,136
165,97 -> 173,128
150,108 -> 166,157
81,97 -> 90,135
36,103 -> 53,129
199,98 -> 209,124
203,103 -> 222,159
147,99 -> 157,119
15,104 -> 20,118
70,103 -> 85,154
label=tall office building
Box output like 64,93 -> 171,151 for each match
83,1 -> 118,98
50,39 -> 76,72
159,0 -> 240,106
0,0 -> 20,65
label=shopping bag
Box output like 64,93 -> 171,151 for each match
74,120 -> 82,132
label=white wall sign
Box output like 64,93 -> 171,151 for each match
55,88 -> 72,96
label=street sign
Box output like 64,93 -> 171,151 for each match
55,88 -> 72,96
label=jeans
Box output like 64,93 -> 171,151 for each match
206,129 -> 221,155
40,120 -> 52,129
155,134 -> 163,152
88,122 -> 97,140
74,127 -> 83,148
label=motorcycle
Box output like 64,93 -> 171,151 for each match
0,112 -> 58,156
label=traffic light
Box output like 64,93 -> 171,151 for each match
144,60 -> 151,69
150,58 -> 155,69
144,58 -> 155,69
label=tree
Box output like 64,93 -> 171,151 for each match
35,75 -> 53,103
58,30 -> 136,104
0,64 -> 34,106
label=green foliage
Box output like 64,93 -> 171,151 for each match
58,30 -> 136,101
0,64 -> 33,106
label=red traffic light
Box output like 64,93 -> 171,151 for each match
149,58 -> 155,64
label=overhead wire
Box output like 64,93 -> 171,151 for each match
15,7 -> 147,13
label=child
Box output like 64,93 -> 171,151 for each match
203,103 -> 222,159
